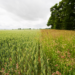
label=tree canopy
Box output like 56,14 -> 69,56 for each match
47,0 -> 75,30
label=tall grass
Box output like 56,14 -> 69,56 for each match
41,29 -> 75,75
0,30 -> 40,75
0,29 -> 75,75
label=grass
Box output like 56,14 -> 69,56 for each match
0,29 -> 75,75
41,29 -> 75,75
0,30 -> 40,75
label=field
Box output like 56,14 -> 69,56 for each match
0,29 -> 75,75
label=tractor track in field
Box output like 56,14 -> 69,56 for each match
38,42 -> 41,75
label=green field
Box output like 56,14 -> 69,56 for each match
0,30 -> 75,75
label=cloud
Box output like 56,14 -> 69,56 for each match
0,0 -> 61,20
0,0 -> 61,29
0,7 -> 49,29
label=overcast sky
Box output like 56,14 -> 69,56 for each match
0,0 -> 61,29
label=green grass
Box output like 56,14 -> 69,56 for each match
0,30 -> 40,75
41,29 -> 75,75
0,29 -> 75,75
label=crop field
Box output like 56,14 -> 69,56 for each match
0,29 -> 75,75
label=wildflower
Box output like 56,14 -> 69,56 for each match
61,56 -> 65,58
56,71 -> 61,75
18,72 -> 21,74
2,68 -> 5,72
5,63 -> 7,65
15,70 -> 17,72
55,64 -> 58,67
16,63 -> 19,69
9,58 -> 12,61
52,72 -> 56,75
2,68 -> 4,70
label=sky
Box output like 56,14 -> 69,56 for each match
0,0 -> 61,29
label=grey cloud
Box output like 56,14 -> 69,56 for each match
0,0 -> 61,21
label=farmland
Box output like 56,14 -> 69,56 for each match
0,30 -> 75,75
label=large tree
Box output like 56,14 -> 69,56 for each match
47,0 -> 75,30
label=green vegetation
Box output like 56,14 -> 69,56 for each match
47,0 -> 75,30
0,30 -> 75,75
0,30 -> 41,75
41,29 -> 75,75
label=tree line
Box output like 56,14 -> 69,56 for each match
47,0 -> 75,30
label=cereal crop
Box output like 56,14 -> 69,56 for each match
0,29 -> 75,75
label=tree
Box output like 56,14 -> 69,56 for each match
47,0 -> 75,30
18,28 -> 21,30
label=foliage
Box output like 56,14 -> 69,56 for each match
47,0 -> 75,30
